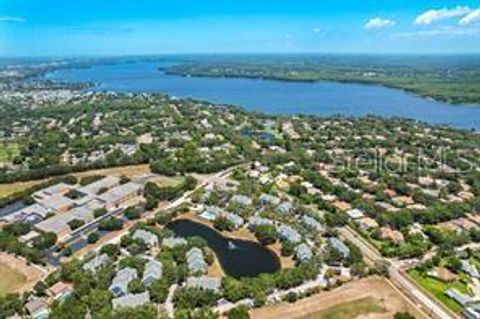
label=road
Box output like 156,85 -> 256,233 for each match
339,226 -> 458,319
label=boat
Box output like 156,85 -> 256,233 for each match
228,241 -> 237,250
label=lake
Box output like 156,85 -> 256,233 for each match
45,60 -> 480,130
167,219 -> 281,278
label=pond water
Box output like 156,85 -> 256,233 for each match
167,219 -> 281,278
45,60 -> 480,130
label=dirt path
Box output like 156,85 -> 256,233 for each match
250,276 -> 427,319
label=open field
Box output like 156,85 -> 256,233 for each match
74,164 -> 151,179
408,270 -> 467,313
250,276 -> 427,319
300,297 -> 386,319
0,179 -> 44,198
0,253 -> 44,296
0,264 -> 27,296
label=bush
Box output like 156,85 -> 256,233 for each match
68,219 -> 85,230
87,232 -> 99,244
228,305 -> 250,319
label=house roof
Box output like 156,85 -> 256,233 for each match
132,229 -> 158,245
78,176 -> 120,195
98,182 -> 142,204
112,292 -> 150,310
83,253 -> 110,273
278,225 -> 301,243
47,281 -> 73,297
162,237 -> 187,248
186,276 -> 221,292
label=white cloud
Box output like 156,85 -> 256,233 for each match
0,16 -> 26,23
414,6 -> 471,25
459,9 -> 480,25
313,27 -> 321,34
365,17 -> 396,29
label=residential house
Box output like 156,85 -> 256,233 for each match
301,215 -> 325,233
328,237 -> 350,258
346,208 -> 365,220
462,260 -> 480,278
142,260 -> 162,286
186,276 -> 221,292
225,212 -> 244,229
276,201 -> 293,215
112,292 -> 150,310
24,299 -> 49,319
132,229 -> 159,247
259,193 -> 281,206
356,217 -> 378,230
278,225 -> 301,243
162,237 -> 187,248
248,217 -> 273,230
230,195 -> 252,206
83,254 -> 111,273
186,247 -> 208,273
295,243 -> 313,262
427,267 -> 458,283
445,288 -> 473,306
109,267 -> 138,297
47,282 -> 73,302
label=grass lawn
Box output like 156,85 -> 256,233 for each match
148,175 -> 184,187
0,143 -> 19,163
408,269 -> 468,313
300,297 -> 386,319
0,264 -> 27,296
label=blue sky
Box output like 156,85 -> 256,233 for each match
1,0 -> 480,56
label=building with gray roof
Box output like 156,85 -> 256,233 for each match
162,237 -> 187,248
225,212 -> 244,229
98,182 -> 143,211
142,260 -> 162,286
230,195 -> 252,206
109,267 -> 138,297
78,176 -> 120,195
33,183 -> 72,200
328,237 -> 350,258
36,194 -> 74,213
186,247 -> 208,273
259,193 -> 281,206
248,217 -> 273,230
276,201 -> 293,214
112,292 -> 150,310
278,225 -> 302,243
3,204 -> 52,224
295,243 -> 313,262
83,254 -> 111,273
132,229 -> 158,247
445,288 -> 473,306
186,276 -> 221,292
462,260 -> 480,278
301,215 -> 325,233
35,198 -> 104,238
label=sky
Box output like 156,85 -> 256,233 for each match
1,0 -> 480,56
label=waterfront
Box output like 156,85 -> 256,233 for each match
46,60 -> 480,130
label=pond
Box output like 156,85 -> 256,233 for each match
167,219 -> 281,278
